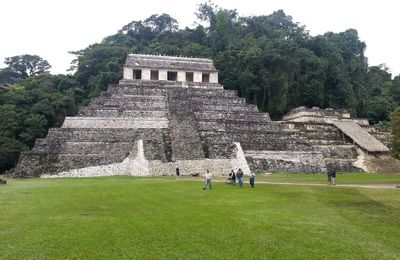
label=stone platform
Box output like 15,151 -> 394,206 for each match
11,80 -> 326,177
10,55 -> 393,177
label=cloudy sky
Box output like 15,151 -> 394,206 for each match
1,0 -> 399,76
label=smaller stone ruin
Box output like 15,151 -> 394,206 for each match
280,106 -> 392,172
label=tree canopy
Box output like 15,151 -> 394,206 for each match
1,2 -> 400,173
4,54 -> 51,78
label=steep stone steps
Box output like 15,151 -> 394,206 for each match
89,100 -> 167,110
226,131 -> 313,151
45,128 -> 168,142
199,132 -> 236,159
305,139 -> 348,145
194,111 -> 270,122
194,104 -> 259,112
92,95 -> 167,104
32,140 -> 135,154
78,109 -> 168,118
168,116 -> 205,160
313,144 -> 358,158
197,121 -> 280,132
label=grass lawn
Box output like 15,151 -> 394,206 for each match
254,172 -> 400,185
1,176 -> 399,259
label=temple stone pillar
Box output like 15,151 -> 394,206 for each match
194,72 -> 202,83
159,70 -> 167,81
177,71 -> 185,82
210,72 -> 218,83
123,67 -> 133,80
142,69 -> 151,80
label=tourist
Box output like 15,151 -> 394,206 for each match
327,167 -> 332,185
203,169 -> 212,190
330,167 -> 336,185
249,171 -> 255,188
236,168 -> 244,188
176,167 -> 180,177
230,169 -> 236,186
327,166 -> 336,185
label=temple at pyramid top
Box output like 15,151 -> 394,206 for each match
123,54 -> 219,83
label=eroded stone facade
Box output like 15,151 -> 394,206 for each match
10,54 -> 392,178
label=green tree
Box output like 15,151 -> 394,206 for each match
0,137 -> 27,172
4,54 -> 51,78
390,107 -> 400,159
144,14 -> 178,32
196,1 -> 219,31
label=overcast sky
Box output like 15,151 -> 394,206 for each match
1,0 -> 399,77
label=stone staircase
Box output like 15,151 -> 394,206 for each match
11,80 -> 328,177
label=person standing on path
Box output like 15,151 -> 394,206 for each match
330,167 -> 336,185
176,167 -> 180,177
231,169 -> 236,186
203,169 -> 212,190
327,167 -> 332,185
236,168 -> 244,188
249,171 -> 255,188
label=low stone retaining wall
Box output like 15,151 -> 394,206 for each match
245,150 -> 326,173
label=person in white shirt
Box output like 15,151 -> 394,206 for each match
203,169 -> 212,190
249,171 -> 255,188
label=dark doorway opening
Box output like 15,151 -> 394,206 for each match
151,70 -> 159,80
167,71 -> 177,81
186,72 -> 194,82
202,73 -> 210,83
133,69 -> 142,79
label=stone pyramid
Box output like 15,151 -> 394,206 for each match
11,54 -> 329,177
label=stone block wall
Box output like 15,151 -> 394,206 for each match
280,122 -> 363,172
245,151 -> 326,173
11,78 -> 348,177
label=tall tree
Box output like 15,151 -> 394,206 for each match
196,1 -> 219,31
144,14 -> 178,32
4,54 -> 51,78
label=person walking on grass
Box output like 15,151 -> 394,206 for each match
327,166 -> 336,185
330,167 -> 336,185
236,168 -> 244,188
231,169 -> 236,186
249,171 -> 255,188
327,167 -> 332,185
203,169 -> 212,190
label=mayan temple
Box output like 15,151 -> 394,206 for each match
10,54 -> 393,178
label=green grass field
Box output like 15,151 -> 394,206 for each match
255,172 -> 400,184
1,175 -> 399,259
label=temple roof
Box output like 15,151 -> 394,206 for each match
125,54 -> 218,72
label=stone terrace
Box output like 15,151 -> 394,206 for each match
11,54 -> 393,177
11,78 -> 326,177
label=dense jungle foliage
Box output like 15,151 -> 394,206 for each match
1,2 -> 400,172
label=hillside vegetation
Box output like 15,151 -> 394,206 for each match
1,2 -> 400,172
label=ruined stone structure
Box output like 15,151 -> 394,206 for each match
10,54 -> 392,178
280,106 -> 391,172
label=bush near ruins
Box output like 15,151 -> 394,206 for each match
1,2 -> 400,172
390,107 -> 400,159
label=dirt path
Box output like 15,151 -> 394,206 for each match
177,178 -> 400,189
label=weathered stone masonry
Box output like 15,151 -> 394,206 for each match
10,54 -> 391,178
